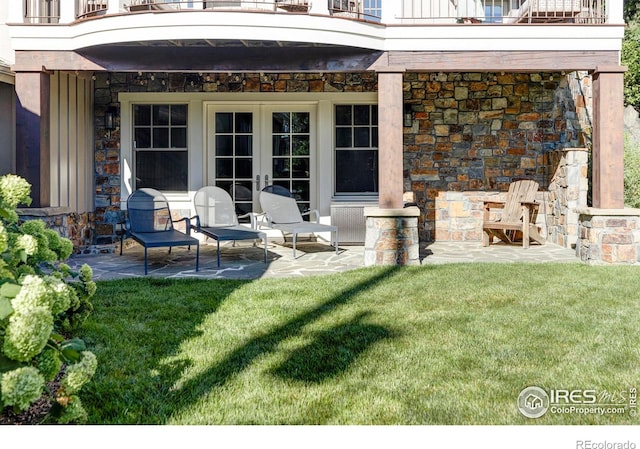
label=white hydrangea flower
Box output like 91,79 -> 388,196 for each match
3,306 -> 53,362
46,276 -> 73,315
17,234 -> 38,256
1,367 -> 44,412
62,351 -> 98,394
11,275 -> 54,314
0,222 -> 8,253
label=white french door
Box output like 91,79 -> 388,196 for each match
205,103 -> 316,218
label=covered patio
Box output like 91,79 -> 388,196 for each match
66,239 -> 579,280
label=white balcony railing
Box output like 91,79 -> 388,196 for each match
20,0 -> 609,24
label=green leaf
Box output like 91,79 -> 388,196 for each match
0,282 -> 21,299
0,297 -> 13,320
0,354 -> 23,373
61,338 -> 86,352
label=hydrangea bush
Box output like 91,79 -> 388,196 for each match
0,174 -> 97,424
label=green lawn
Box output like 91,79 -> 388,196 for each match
79,263 -> 640,425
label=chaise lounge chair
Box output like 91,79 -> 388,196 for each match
122,188 -> 199,275
259,190 -> 338,258
191,186 -> 267,267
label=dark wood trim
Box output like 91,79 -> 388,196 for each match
383,50 -> 620,72
14,49 -> 619,73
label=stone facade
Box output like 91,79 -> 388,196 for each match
364,207 -> 420,266
546,148 -> 589,248
92,70 -> 590,250
576,209 -> 640,264
17,208 -> 97,253
404,72 -> 590,243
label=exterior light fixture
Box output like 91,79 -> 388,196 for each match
105,107 -> 117,138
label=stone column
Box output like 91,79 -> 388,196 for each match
592,66 -> 626,209
15,71 -> 51,207
576,208 -> 640,265
364,206 -> 421,266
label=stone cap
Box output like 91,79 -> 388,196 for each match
17,206 -> 73,217
364,206 -> 421,218
575,207 -> 640,217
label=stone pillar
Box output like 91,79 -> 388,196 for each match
364,206 -> 420,266
592,66 -> 626,209
576,208 -> 640,265
15,71 -> 51,207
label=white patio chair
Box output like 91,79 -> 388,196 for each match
191,186 -> 267,267
259,191 -> 338,258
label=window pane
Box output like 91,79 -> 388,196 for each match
235,158 -> 252,178
216,158 -> 233,178
134,128 -> 151,148
153,105 -> 170,125
336,150 -> 378,193
336,105 -> 352,126
371,106 -> 378,125
354,105 -> 370,125
272,112 -> 290,133
292,136 -> 310,156
272,158 -> 290,178
135,151 -> 187,191
134,105 -> 151,126
235,135 -> 252,156
354,127 -> 370,147
273,135 -> 290,156
292,157 -> 310,178
171,105 -> 187,126
216,112 -> 233,133
291,181 -> 310,202
336,128 -> 352,148
235,112 -> 253,133
153,128 -> 170,148
216,135 -> 233,156
291,112 -> 310,133
372,127 -> 378,147
171,128 -> 187,148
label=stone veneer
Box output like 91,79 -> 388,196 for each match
364,207 -> 420,266
17,208 -> 97,253
404,71 -> 590,243
576,208 -> 640,264
92,70 -> 589,249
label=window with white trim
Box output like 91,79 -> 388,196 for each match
334,104 -> 378,195
133,104 -> 188,192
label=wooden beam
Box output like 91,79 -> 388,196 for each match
592,65 -> 627,209
377,70 -> 404,209
384,50 -> 619,72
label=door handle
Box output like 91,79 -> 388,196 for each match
255,174 -> 260,191
264,174 -> 269,188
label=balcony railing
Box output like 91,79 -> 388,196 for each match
399,0 -> 607,24
21,0 -> 608,24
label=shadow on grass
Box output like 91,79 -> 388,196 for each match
270,312 -> 396,383
166,266 -> 402,415
83,267 -> 402,423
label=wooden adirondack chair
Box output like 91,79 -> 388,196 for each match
482,180 -> 545,249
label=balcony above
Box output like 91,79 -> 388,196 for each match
5,0 -> 624,68
13,0 -> 619,25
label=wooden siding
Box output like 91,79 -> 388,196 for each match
50,72 -> 93,212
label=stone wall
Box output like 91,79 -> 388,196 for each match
404,72 -> 589,242
92,70 -> 589,246
576,209 -> 640,264
17,208 -> 96,253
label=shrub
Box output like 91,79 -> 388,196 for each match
0,174 -> 97,423
624,136 -> 640,208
